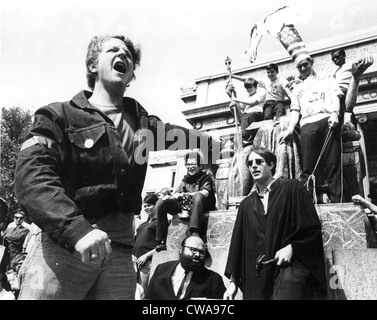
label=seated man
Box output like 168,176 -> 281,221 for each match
155,151 -> 216,251
145,235 -> 226,300
260,63 -> 293,123
226,77 -> 266,145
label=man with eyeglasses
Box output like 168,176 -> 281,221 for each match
145,235 -> 225,300
154,151 -> 216,252
1,212 -> 29,272
279,56 -> 343,204
224,147 -> 327,300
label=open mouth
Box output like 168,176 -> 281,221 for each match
114,61 -> 126,74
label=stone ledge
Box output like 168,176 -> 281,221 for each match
330,249 -> 377,300
151,202 -> 371,300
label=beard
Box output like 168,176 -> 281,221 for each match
180,254 -> 205,272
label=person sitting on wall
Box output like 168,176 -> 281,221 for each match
261,63 -> 294,123
154,151 -> 216,252
226,77 -> 266,146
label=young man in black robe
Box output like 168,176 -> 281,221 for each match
224,147 -> 327,300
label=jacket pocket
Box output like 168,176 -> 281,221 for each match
68,124 -> 113,178
69,124 -> 106,149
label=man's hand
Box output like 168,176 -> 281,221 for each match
225,80 -> 236,99
136,253 -> 149,269
328,112 -> 339,128
275,244 -> 293,266
74,229 -> 112,264
352,194 -> 367,207
172,193 -> 182,200
354,56 -> 374,78
223,282 -> 237,300
279,128 -> 293,145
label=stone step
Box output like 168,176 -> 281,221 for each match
330,249 -> 377,300
151,202 -> 375,300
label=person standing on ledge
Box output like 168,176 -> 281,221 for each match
279,56 -> 343,204
224,147 -> 327,300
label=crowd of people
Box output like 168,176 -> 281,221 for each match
0,31 -> 375,301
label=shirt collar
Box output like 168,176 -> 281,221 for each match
251,179 -> 275,197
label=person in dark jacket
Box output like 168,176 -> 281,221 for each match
14,34 -> 217,300
224,147 -> 327,300
145,235 -> 225,300
155,151 -> 217,251
133,193 -> 159,295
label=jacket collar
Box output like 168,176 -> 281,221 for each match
70,90 -> 150,130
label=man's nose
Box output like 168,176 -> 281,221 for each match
117,47 -> 127,58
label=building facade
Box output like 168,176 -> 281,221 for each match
142,27 -> 377,205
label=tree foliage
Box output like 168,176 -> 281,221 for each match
1,106 -> 33,223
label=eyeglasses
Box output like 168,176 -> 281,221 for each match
182,246 -> 206,257
247,158 -> 265,167
185,163 -> 197,167
296,62 -> 310,69
14,216 -> 24,220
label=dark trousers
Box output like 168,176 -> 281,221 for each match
300,117 -> 341,203
263,100 -> 285,120
271,260 -> 311,300
155,193 -> 207,243
240,111 -> 264,142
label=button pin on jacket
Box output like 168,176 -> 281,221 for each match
84,139 -> 94,148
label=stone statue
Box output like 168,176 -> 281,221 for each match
227,116 -> 302,199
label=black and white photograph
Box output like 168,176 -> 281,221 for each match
1,0 -> 377,306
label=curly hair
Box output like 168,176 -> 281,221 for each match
85,35 -> 141,90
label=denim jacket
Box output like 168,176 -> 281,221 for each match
15,90 -> 211,251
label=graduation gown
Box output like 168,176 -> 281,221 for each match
224,177 -> 327,300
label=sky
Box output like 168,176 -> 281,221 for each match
1,0 -> 376,127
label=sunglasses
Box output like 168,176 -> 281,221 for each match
247,158 -> 265,167
182,246 -> 206,257
14,216 -> 24,220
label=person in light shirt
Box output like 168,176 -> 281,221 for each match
279,57 -> 343,203
226,76 -> 266,145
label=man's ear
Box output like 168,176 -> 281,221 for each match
269,161 -> 275,172
88,61 -> 97,73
